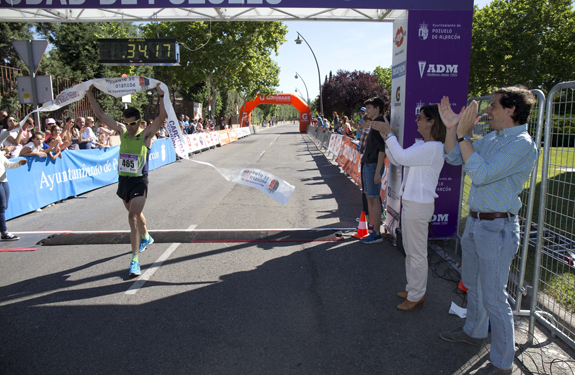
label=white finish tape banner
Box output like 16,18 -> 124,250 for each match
19,76 -> 190,159
192,160 -> 295,206
19,76 -> 294,205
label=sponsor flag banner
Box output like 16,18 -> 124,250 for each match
18,76 -> 190,159
191,160 -> 295,206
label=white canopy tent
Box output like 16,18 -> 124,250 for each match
1,7 -> 406,23
0,0 -> 473,23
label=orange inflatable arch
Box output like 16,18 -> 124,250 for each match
240,93 -> 311,133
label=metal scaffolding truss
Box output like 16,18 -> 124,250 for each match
0,7 -> 406,22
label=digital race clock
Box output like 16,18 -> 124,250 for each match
98,38 -> 180,66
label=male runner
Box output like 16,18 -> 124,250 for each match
87,83 -> 166,276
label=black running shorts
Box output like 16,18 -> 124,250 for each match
116,175 -> 148,203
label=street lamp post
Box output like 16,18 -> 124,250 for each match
295,88 -> 306,102
294,32 -> 323,117
294,72 -> 310,106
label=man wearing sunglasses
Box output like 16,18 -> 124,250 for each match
87,83 -> 167,277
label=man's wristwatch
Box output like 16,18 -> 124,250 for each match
457,135 -> 471,143
385,132 -> 394,140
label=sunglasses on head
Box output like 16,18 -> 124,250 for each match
125,119 -> 140,126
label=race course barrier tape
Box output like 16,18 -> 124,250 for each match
19,76 -> 190,159
191,160 -> 295,206
16,76 -> 296,208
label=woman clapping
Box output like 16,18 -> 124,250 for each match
371,105 -> 446,311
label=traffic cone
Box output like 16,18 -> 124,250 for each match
352,211 -> 370,239
458,280 -> 468,292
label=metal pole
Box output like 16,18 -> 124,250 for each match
295,88 -> 306,102
27,40 -> 40,131
528,83 -> 562,343
295,71 -> 310,105
514,89 -> 545,313
296,32 -> 323,117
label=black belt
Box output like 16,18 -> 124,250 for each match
470,211 -> 515,221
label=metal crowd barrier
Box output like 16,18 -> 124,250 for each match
306,126 -> 333,153
530,81 -> 575,349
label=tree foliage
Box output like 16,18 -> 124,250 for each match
34,23 -> 156,120
373,66 -> 392,94
470,0 -> 575,96
0,22 -> 33,70
142,21 -> 287,119
37,22 -> 111,82
321,70 -> 389,118
0,22 -> 34,116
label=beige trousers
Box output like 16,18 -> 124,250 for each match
401,199 -> 435,302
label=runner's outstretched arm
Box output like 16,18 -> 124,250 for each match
145,84 -> 167,140
86,85 -> 125,135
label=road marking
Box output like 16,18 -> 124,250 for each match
260,151 -> 265,158
269,135 -> 279,146
125,224 -> 197,295
16,228 -> 353,235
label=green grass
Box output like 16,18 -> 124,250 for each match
547,272 -> 575,312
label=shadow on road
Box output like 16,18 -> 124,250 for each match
0,238 -> 492,375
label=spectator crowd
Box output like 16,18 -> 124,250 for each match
0,110 -> 218,161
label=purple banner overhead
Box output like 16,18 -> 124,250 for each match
404,10 -> 473,237
0,0 -> 473,10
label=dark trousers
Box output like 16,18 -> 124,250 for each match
0,181 -> 10,233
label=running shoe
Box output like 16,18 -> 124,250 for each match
138,235 -> 154,253
360,231 -> 383,244
1,233 -> 19,241
129,260 -> 141,276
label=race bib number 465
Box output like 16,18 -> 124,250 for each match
119,153 -> 138,174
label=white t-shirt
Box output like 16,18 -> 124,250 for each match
23,141 -> 41,153
1,129 -> 19,148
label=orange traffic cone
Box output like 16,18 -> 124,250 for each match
352,211 -> 370,239
458,280 -> 468,292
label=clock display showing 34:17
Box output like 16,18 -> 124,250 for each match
98,38 -> 180,66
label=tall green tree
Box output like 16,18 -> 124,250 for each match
36,23 -> 156,120
373,66 -> 392,94
0,23 -> 34,116
142,21 -> 287,119
470,0 -> 575,96
0,23 -> 33,69
37,22 -> 111,81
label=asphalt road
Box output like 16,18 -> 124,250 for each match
0,124 -> 572,375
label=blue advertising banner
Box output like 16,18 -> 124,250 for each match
0,0 -> 473,10
6,138 -> 176,220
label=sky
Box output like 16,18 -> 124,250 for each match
273,0 -> 492,102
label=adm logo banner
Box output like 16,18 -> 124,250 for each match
418,61 -> 458,78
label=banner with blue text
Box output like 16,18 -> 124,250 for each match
6,138 -> 176,220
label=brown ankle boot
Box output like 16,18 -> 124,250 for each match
397,291 -> 408,299
397,296 -> 425,311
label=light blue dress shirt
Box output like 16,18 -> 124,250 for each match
444,124 -> 537,215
